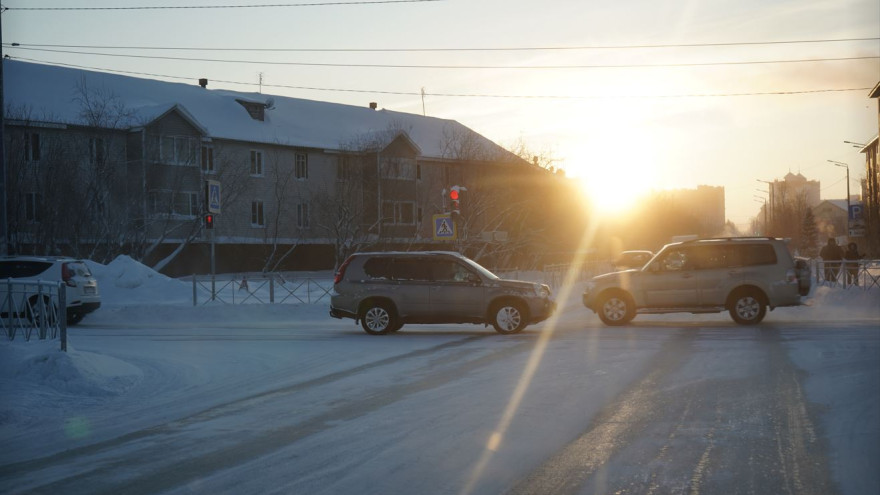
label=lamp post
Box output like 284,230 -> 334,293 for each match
754,196 -> 767,234
828,160 -> 851,237
827,160 -> 851,213
757,179 -> 774,234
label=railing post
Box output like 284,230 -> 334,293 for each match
193,275 -> 197,306
5,278 -> 13,340
211,275 -> 216,302
270,277 -> 275,304
59,282 -> 67,352
37,281 -> 46,340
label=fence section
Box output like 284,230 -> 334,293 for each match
814,259 -> 880,290
192,274 -> 333,306
2,279 -> 68,350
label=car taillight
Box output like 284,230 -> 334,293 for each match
334,257 -> 353,285
62,263 -> 77,287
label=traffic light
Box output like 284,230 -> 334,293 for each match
449,185 -> 461,214
204,214 -> 214,229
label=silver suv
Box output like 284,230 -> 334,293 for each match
583,237 -> 810,325
330,251 -> 555,335
0,256 -> 101,325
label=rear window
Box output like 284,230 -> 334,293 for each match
731,244 -> 777,267
65,261 -> 92,277
363,257 -> 432,281
0,261 -> 53,279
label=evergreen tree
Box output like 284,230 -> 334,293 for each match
800,209 -> 819,257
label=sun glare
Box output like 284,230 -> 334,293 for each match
565,147 -> 658,217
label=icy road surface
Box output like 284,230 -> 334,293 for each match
2,309 -> 878,495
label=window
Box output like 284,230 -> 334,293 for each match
25,193 -> 42,222
380,159 -> 416,180
201,145 -> 214,173
337,156 -> 352,181
250,150 -> 263,176
160,136 -> 196,165
172,192 -> 198,216
25,132 -> 40,162
297,203 -> 310,228
90,137 -> 105,165
416,163 -> 422,181
382,201 -> 415,225
295,153 -> 308,179
251,201 -> 265,227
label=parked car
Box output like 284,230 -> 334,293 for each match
583,237 -> 809,326
612,250 -> 654,271
330,251 -> 556,335
0,256 -> 101,325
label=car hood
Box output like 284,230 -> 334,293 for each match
495,279 -> 538,290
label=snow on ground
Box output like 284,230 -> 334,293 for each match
0,256 -> 878,493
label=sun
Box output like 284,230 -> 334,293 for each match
563,144 -> 659,217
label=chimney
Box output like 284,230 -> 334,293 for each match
369,102 -> 378,110
199,78 -> 208,88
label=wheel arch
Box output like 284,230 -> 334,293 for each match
725,285 -> 768,310
357,296 -> 398,322
486,295 -> 531,322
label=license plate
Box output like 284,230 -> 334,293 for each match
84,286 -> 96,295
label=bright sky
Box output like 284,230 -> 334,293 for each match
2,0 -> 878,228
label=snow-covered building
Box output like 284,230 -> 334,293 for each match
3,60 -> 556,274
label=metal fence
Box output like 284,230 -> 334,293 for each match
191,274 -> 334,306
814,259 -> 880,290
2,279 -> 68,350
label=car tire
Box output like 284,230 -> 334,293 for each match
26,295 -> 57,328
67,312 -> 84,326
360,301 -> 396,335
491,301 -> 527,334
597,291 -> 635,326
728,290 -> 766,325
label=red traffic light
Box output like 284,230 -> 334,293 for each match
205,214 -> 214,229
449,189 -> 459,200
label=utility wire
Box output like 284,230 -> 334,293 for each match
6,37 -> 878,52
6,46 -> 878,69
9,56 -> 873,99
4,0 -> 443,10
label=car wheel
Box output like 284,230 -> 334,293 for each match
728,290 -> 766,325
67,312 -> 84,326
491,301 -> 527,334
597,291 -> 635,326
360,302 -> 396,335
26,296 -> 57,328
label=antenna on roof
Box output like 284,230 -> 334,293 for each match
258,72 -> 263,94
421,87 -> 426,116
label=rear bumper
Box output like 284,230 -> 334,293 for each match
329,306 -> 357,320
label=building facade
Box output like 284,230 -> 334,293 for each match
4,60 -> 568,275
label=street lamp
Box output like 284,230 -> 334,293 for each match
757,179 -> 774,232
827,160 -> 851,215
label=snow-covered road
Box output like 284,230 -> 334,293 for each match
1,257 -> 878,494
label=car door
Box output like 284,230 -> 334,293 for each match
692,244 -> 732,306
642,247 -> 699,307
426,258 -> 486,321
375,257 -> 431,318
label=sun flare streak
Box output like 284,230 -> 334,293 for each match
459,217 -> 602,495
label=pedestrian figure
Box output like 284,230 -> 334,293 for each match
819,238 -> 844,284
844,242 -> 864,286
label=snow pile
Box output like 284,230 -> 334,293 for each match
85,255 -> 193,307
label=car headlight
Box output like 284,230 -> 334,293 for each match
534,283 -> 552,298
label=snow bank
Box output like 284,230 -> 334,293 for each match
85,255 -> 193,307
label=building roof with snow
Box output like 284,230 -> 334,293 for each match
3,60 -> 505,160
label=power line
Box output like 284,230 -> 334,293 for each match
6,46 -> 878,69
4,0 -> 443,10
6,37 -> 878,53
9,57 -> 873,99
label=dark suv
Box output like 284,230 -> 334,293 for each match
330,251 -> 555,335
583,237 -> 810,325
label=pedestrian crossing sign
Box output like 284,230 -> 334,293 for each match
433,214 -> 456,241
